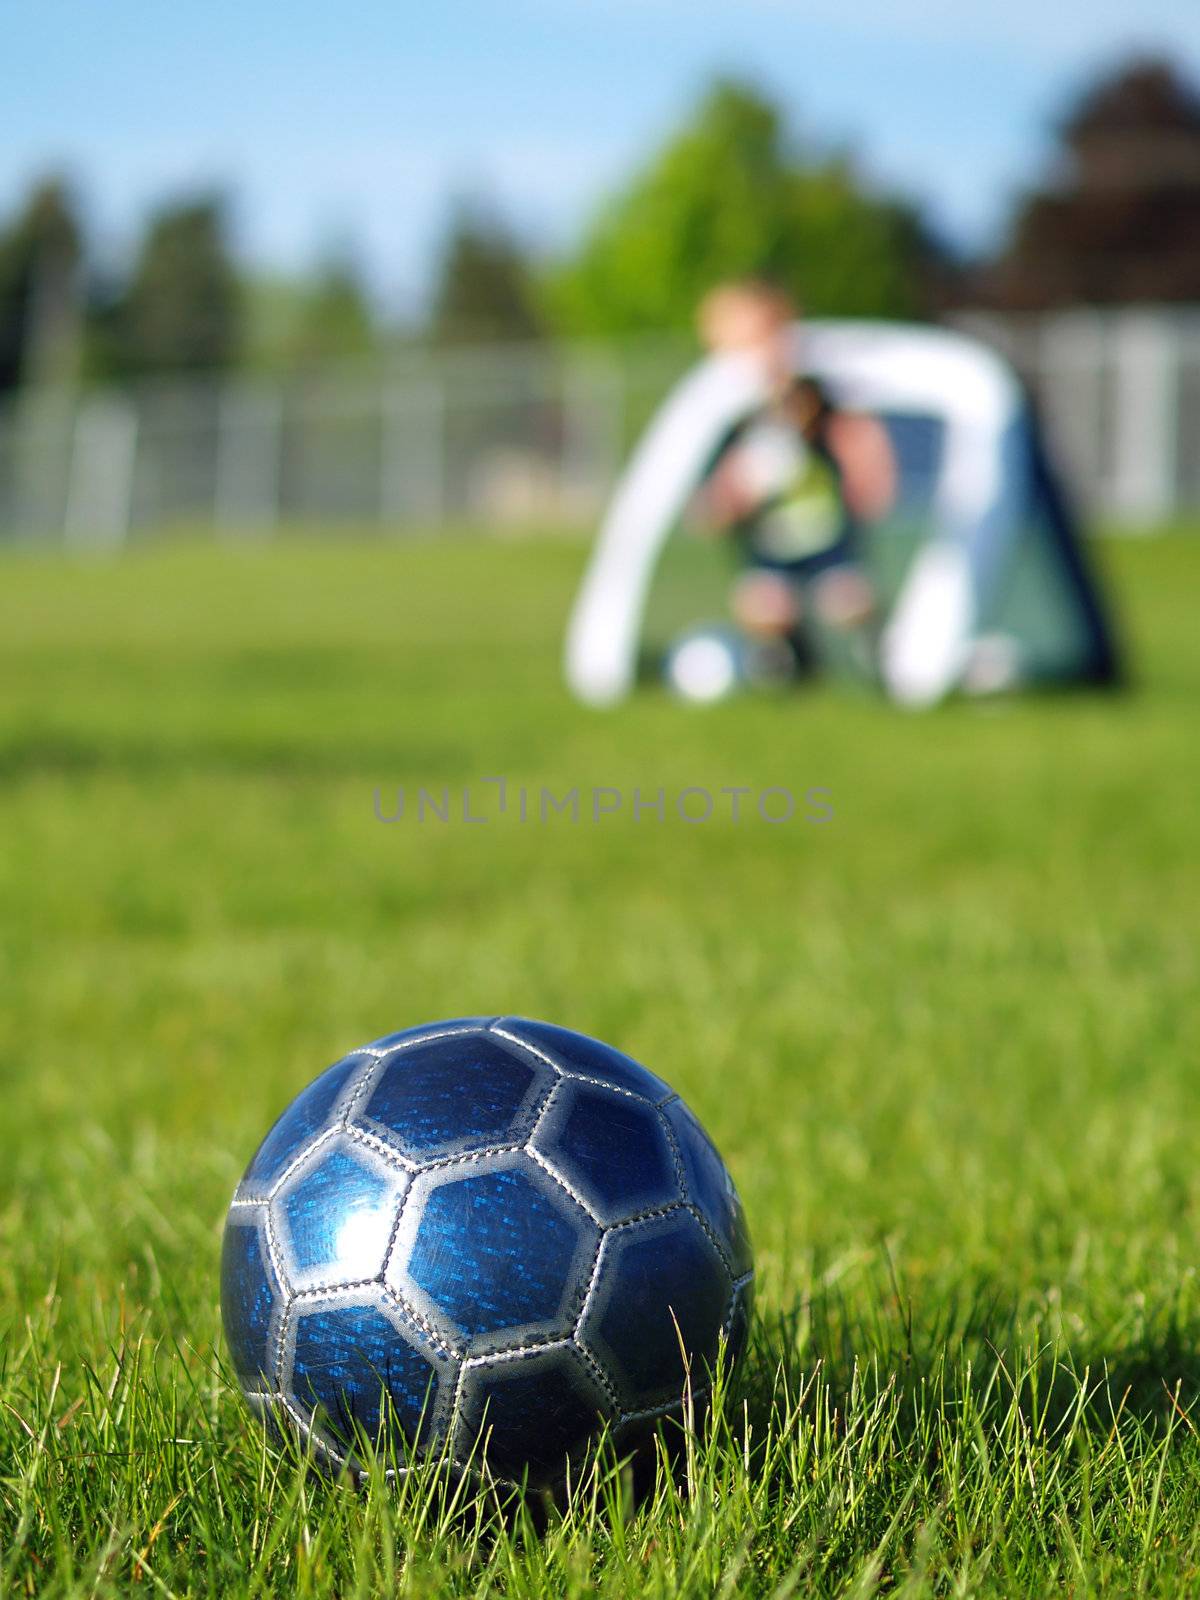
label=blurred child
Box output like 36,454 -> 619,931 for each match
695,280 -> 896,678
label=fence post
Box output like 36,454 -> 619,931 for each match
1036,310 -> 1109,512
381,376 -> 446,530
560,351 -> 625,521
215,381 -> 283,536
13,386 -> 75,541
63,394 -> 138,552
1109,310 -> 1179,528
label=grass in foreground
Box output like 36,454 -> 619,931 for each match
1,528 -> 1199,1596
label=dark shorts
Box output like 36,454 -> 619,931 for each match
740,530 -> 861,585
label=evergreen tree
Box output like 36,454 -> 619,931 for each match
429,202 -> 544,345
0,177 -> 83,392
113,195 -> 241,376
973,58 -> 1200,309
242,252 -> 378,370
290,252 -> 375,364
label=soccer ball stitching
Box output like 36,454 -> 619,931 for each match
224,1018 -> 752,1481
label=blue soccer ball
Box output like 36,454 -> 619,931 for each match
221,1017 -> 753,1487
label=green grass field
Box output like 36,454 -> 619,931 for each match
2,528 -> 1199,1597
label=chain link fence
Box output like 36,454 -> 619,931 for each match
0,340 -> 691,549
952,307 -> 1200,526
2,313 -> 1198,547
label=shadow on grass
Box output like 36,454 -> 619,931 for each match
739,1267 -> 1200,1455
226,1271 -> 1200,1531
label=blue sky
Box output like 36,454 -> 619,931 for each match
3,0 -> 1199,311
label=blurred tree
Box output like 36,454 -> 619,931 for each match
429,201 -> 544,344
289,252 -> 375,364
971,58 -> 1200,308
236,275 -> 312,372
0,177 -> 84,392
105,195 -> 241,376
546,79 -> 945,337
241,252 -> 377,370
